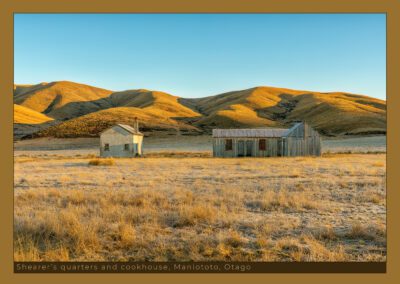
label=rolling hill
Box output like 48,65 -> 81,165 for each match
107,89 -> 200,118
182,86 -> 386,135
36,107 -> 201,138
14,81 -> 114,120
13,104 -> 56,140
13,81 -> 386,138
14,104 -> 53,124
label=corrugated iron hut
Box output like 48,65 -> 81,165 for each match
212,122 -> 321,157
100,119 -> 143,158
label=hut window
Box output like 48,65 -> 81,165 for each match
259,139 -> 266,151
225,139 -> 233,151
124,144 -> 129,151
104,143 -> 110,151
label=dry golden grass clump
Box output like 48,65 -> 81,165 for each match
246,190 -> 319,212
274,235 -> 348,261
88,158 -> 115,166
347,222 -> 386,241
14,153 -> 386,261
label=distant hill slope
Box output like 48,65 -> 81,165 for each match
36,107 -> 201,138
14,81 -> 386,138
107,89 -> 200,118
14,81 -> 114,120
14,104 -> 56,140
14,104 -> 53,124
182,86 -> 386,135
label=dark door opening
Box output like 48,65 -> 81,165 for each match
238,140 -> 245,157
246,140 -> 253,157
278,138 -> 284,156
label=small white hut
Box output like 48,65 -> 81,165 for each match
100,119 -> 143,158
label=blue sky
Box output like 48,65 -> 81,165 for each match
14,14 -> 386,99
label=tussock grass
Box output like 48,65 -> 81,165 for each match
88,158 -> 115,166
165,205 -> 217,227
246,190 -> 318,212
313,225 -> 338,241
274,234 -> 348,261
347,222 -> 386,241
357,189 -> 385,205
14,154 -> 386,261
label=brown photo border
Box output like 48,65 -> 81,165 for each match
1,0 -> 398,283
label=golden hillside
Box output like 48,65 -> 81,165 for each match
108,89 -> 200,118
14,81 -> 200,120
183,87 -> 386,135
36,107 -> 201,138
14,104 -> 53,124
14,81 -> 114,120
14,81 -> 386,137
14,82 -> 203,137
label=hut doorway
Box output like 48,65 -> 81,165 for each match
246,141 -> 253,157
238,140 -> 245,157
278,139 -> 283,156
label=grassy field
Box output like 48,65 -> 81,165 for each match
14,152 -> 386,261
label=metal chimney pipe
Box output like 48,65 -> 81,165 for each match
134,117 -> 139,132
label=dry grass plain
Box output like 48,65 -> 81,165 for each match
14,150 -> 386,262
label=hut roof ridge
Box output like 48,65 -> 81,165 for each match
117,124 -> 143,135
99,124 -> 143,135
212,128 -> 289,138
